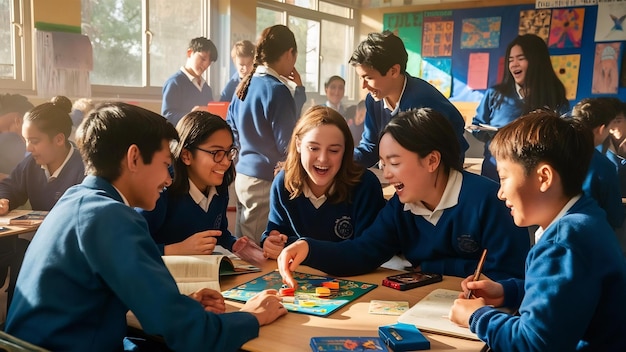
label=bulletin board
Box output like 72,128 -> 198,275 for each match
383,3 -> 626,105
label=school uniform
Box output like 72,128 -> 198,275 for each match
260,169 -> 385,246
0,146 -> 85,211
162,68 -> 214,126
582,150 -> 624,228
300,170 -> 529,281
220,72 -> 240,102
0,132 -> 26,175
469,195 -> 626,351
5,176 -> 259,351
354,74 -> 469,168
598,140 -> 626,197
137,181 -> 237,254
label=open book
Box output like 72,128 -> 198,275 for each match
162,246 -> 260,294
397,289 -> 479,340
9,211 -> 48,226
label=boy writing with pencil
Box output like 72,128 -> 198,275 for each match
449,110 -> 626,351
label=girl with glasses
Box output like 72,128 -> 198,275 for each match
137,111 -> 245,255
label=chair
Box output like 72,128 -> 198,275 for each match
0,238 -> 29,312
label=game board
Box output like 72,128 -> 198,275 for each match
222,271 -> 377,317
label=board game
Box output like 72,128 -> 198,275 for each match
222,271 -> 377,317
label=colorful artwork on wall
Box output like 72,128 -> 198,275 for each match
548,8 -> 585,48
461,17 -> 502,49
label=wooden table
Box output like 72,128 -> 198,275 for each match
220,262 -> 483,351
0,210 -> 39,239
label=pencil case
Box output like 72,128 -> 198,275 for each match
378,322 -> 430,351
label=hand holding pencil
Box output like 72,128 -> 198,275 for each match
465,249 -> 488,299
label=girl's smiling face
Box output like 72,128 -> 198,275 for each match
297,124 -> 345,197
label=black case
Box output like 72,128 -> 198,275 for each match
382,272 -> 443,291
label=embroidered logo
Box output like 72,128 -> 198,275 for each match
334,216 -> 353,239
457,234 -> 479,253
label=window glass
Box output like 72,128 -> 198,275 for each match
257,7 -> 283,37
320,20 -> 352,96
289,16 -> 320,93
0,0 -> 14,78
319,1 -> 351,19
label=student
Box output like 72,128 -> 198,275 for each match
323,75 -> 347,117
5,102 -> 287,351
162,37 -> 218,126
350,31 -> 468,168
348,99 -> 366,146
470,34 -> 569,182
278,108 -> 529,286
137,111 -> 243,255
0,97 -> 85,216
261,106 -> 385,259
449,110 -> 626,351
227,24 -> 300,245
570,98 -> 624,229
599,98 -> 626,196
220,40 -> 256,102
0,94 -> 33,178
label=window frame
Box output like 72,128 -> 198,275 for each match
0,0 -> 34,93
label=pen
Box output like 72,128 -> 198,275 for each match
466,248 -> 487,299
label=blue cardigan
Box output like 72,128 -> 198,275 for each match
220,72 -> 240,102
469,196 -> 626,351
161,70 -> 214,126
0,147 -> 85,211
301,171 -> 529,281
354,74 -> 468,168
6,176 -> 259,351
226,74 -> 298,181
582,150 -> 624,228
260,169 -> 386,246
137,183 -> 237,254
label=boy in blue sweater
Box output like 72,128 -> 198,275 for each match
162,37 -> 218,126
220,40 -> 255,103
261,106 -> 385,259
137,111 -> 243,255
570,97 -> 624,229
349,31 -> 468,167
5,102 -> 286,351
0,93 -> 33,177
450,110 -> 626,351
278,108 -> 529,285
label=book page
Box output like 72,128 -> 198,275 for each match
398,289 -> 479,340
176,281 -> 221,295
162,255 -> 223,283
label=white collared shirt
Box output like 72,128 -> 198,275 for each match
112,184 -> 131,207
403,169 -> 463,226
180,67 -> 205,91
302,182 -> 335,209
42,146 -> 74,182
383,75 -> 408,116
188,179 -> 217,212
534,195 -> 581,244
515,83 -> 525,99
255,65 -> 296,97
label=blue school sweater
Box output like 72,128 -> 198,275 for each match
226,74 -> 298,181
301,171 -> 529,281
582,150 -> 624,228
220,72 -> 240,102
260,169 -> 385,246
0,147 -> 85,211
598,141 -> 626,198
6,176 -> 259,352
353,74 -> 469,168
469,195 -> 626,351
162,70 -> 214,126
137,183 -> 237,254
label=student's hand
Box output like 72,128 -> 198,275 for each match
263,230 -> 288,259
240,289 -> 287,326
449,296 -> 487,328
0,199 -> 9,216
191,105 -> 209,112
277,240 -> 309,288
287,68 -> 303,87
459,275 -> 505,307
164,230 -> 222,255
189,288 -> 226,314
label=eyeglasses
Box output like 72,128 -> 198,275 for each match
193,146 -> 238,163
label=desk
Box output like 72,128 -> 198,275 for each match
128,260 -> 483,351
0,210 -> 39,239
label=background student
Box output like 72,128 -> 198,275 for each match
350,31 -> 468,168
5,102 -> 287,351
450,110 -> 626,351
162,37 -> 218,126
599,97 -> 626,196
570,97 -> 624,229
469,34 -> 569,182
0,94 -> 33,179
346,99 -> 366,146
220,40 -> 256,103
322,75 -> 347,117
137,111 -> 244,255
261,106 -> 385,259
278,108 -> 529,287
227,24 -> 300,246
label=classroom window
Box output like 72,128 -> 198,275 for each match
257,0 -> 357,101
0,0 -> 32,91
81,0 -> 209,97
